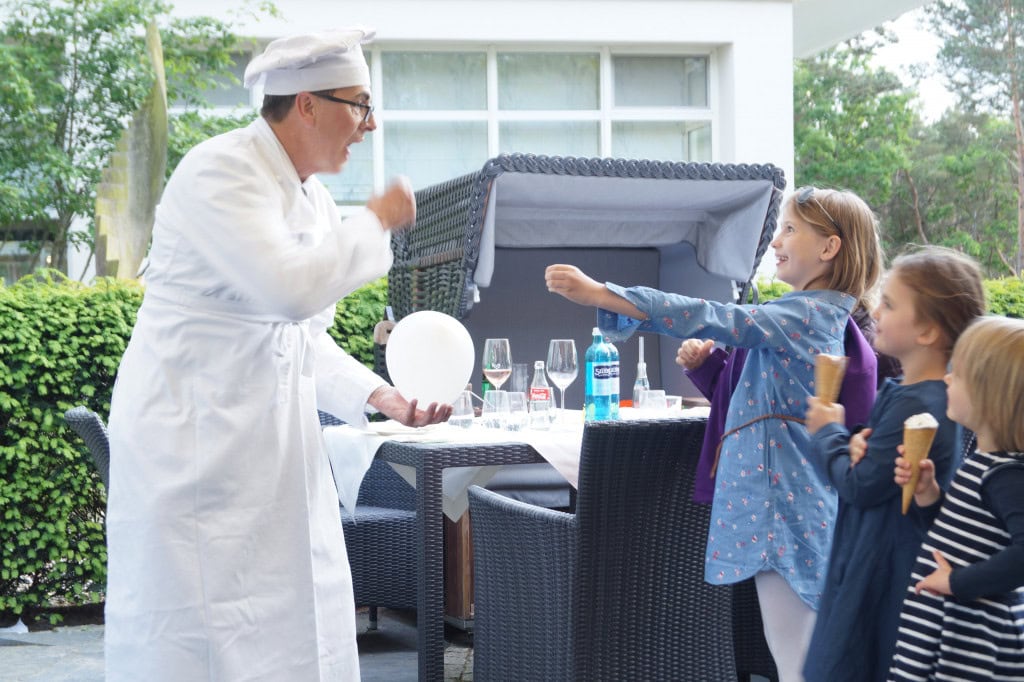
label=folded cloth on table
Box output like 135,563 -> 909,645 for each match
322,418 -> 586,520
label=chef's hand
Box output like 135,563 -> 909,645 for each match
369,385 -> 452,426
367,176 -> 416,231
676,339 -> 715,370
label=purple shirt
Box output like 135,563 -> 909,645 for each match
687,316 -> 878,503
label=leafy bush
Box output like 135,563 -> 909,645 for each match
0,273 -> 140,621
0,274 -> 385,619
984,276 -> 1024,318
754,276 -> 1024,318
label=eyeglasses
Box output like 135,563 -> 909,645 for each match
795,186 -> 841,232
311,92 -> 375,124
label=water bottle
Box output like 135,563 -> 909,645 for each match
584,327 -> 620,421
528,360 -> 553,430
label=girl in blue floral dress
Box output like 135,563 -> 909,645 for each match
545,187 -> 883,681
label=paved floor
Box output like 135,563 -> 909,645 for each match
0,609 -> 473,682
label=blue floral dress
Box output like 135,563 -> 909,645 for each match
599,285 -> 855,608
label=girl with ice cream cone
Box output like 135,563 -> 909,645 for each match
546,186 -> 884,682
888,316 -> 1024,681
802,246 -> 985,682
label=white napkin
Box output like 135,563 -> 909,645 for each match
323,424 -> 382,519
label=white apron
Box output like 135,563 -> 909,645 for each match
106,118 -> 391,681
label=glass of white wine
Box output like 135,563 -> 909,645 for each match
546,339 -> 578,422
482,338 -> 512,390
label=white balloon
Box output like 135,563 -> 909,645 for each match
385,311 -> 475,406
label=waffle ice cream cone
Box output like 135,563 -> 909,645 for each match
814,354 -> 848,405
902,413 -> 939,514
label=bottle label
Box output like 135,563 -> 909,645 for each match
590,361 -> 619,396
529,387 -> 552,401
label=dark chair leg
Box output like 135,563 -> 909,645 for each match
368,606 -> 378,631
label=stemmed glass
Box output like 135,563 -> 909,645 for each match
546,339 -> 578,420
482,338 -> 512,390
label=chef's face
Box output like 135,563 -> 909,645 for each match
311,84 -> 376,174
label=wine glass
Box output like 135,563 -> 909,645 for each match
482,338 -> 512,390
546,339 -> 578,418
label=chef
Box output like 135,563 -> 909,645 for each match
104,26 -> 449,681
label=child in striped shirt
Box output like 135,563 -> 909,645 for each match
889,315 -> 1024,681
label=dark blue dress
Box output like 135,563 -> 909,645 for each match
802,379 -> 960,682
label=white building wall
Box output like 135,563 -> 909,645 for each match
170,0 -> 797,186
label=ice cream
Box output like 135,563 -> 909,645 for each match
902,412 -> 940,514
814,354 -> 848,405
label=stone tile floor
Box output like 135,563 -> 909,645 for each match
0,608 -> 473,682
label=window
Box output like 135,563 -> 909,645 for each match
246,45 -> 713,205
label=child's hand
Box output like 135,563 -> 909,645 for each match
676,339 -> 715,370
894,445 -> 942,507
544,264 -> 605,307
805,396 -> 844,435
849,428 -> 872,466
914,550 -> 953,596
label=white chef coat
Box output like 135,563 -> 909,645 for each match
105,117 -> 391,681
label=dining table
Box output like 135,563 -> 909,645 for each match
322,406 -> 710,681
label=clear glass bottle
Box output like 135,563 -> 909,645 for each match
528,360 -> 553,429
633,335 -> 650,406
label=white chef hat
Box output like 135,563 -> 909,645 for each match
243,27 -> 375,96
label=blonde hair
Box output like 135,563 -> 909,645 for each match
889,245 -> 986,356
951,316 -> 1024,452
786,187 -> 884,312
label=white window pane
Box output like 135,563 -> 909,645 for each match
383,52 -> 486,110
613,56 -> 708,108
611,121 -> 712,162
498,53 -> 598,110
385,122 -> 488,189
499,121 -> 599,157
318,138 -> 374,204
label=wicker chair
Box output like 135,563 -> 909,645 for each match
468,418 -> 740,681
64,406 -> 110,486
395,154 -> 785,322
318,410 -> 417,629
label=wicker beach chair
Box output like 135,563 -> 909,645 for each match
469,418 -> 741,681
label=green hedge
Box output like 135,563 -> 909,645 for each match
754,277 -> 1024,317
2,271 -> 1021,619
0,274 -> 386,620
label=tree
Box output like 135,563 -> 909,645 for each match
794,41 -> 917,211
882,110 -> 1019,275
927,0 -> 1024,274
0,0 -> 257,274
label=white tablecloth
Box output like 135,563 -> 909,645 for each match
322,407 -> 710,522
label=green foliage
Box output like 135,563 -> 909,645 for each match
0,273 -> 141,619
327,278 -> 388,366
881,112 -> 1019,276
794,44 -> 916,208
0,0 -> 253,272
924,0 -> 1024,273
753,275 -> 1024,320
0,275 -> 384,614
984,276 -> 1024,318
750,278 -> 792,303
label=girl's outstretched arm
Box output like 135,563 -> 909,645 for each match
545,264 -> 647,319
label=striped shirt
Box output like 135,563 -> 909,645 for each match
889,450 -> 1024,681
